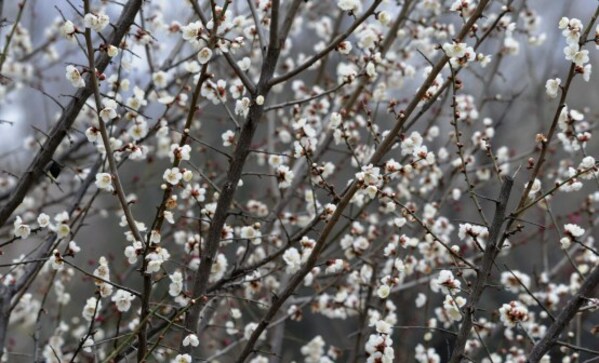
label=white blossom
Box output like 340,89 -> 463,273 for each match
564,223 -> 584,238
152,71 -> 168,89
499,301 -> 529,327
545,78 -> 561,98
111,289 -> 135,312
82,297 -> 101,321
415,293 -> 427,308
65,65 -> 85,88
172,354 -> 192,363
83,12 -> 110,32
60,21 -> 76,41
163,167 -> 183,185
197,47 -> 213,64
337,0 -> 361,12
276,165 -> 294,188
377,284 -> 390,299
107,45 -> 119,57
13,216 -> 31,239
564,44 -> 589,66
244,322 -> 265,341
169,271 -> 184,296
50,249 -> 64,270
37,213 -> 50,228
68,240 -> 81,254
182,334 -> 200,347
99,99 -> 118,122
442,41 -> 468,58
145,247 -> 170,273
431,270 -> 461,294
283,247 -> 302,273
222,130 -> 236,147
240,225 -> 262,244
95,173 -> 113,191
124,241 -> 142,264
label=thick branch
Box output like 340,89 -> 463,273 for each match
181,0 -> 287,352
448,177 -> 513,363
527,265 -> 599,362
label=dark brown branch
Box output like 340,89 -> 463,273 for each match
448,177 -> 513,363
527,265 -> 599,362
247,0 -> 266,56
180,0 -> 287,354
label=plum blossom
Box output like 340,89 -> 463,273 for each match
545,78 -> 561,98
244,322 -> 266,341
65,65 -> 85,88
431,270 -> 461,294
564,223 -> 585,238
145,247 -> 170,273
82,297 -> 101,321
50,249 -> 64,270
68,240 -> 81,255
442,41 -> 469,58
377,284 -> 390,299
107,45 -> 119,57
222,130 -> 236,147
182,334 -> 200,347
60,21 -> 76,42
13,216 -> 31,239
163,167 -> 183,185
337,0 -> 361,13
37,213 -> 50,228
95,173 -> 113,191
129,118 -> 149,140
564,44 -> 589,66
300,335 -> 327,363
558,17 -> 583,45
169,271 -> 184,296
283,247 -> 302,273
441,294 -> 466,322
500,271 -> 531,294
83,12 -> 110,32
364,332 -> 394,363
99,99 -> 118,122
124,241 -> 143,264
173,354 -> 192,363
240,225 -> 262,245
112,289 -> 135,312
197,47 -> 212,64
499,301 -> 529,327
276,165 -> 294,189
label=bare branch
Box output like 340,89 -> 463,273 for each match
448,176 -> 513,363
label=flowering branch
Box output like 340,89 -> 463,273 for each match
0,0 -> 142,228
